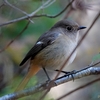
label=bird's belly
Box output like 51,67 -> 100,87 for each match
34,37 -> 77,70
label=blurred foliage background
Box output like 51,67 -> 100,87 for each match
0,0 -> 100,100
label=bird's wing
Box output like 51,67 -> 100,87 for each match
20,31 -> 61,66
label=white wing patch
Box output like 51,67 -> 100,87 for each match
36,41 -> 43,45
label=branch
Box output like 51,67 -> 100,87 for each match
56,77 -> 100,100
54,10 -> 100,80
0,0 -> 56,27
0,0 -> 74,27
0,21 -> 30,53
0,66 -> 100,100
0,3 -> 5,9
3,0 -> 34,23
38,1 -> 100,99
3,0 -> 28,15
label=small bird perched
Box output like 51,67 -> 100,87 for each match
15,19 -> 86,91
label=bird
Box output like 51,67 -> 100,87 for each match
15,19 -> 86,91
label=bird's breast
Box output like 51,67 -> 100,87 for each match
33,35 -> 77,70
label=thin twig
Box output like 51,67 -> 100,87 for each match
0,0 -> 56,27
42,0 -> 74,18
54,11 -> 100,80
3,0 -> 29,16
0,0 -> 73,27
56,60 -> 100,80
0,3 -> 5,9
28,0 -> 74,19
38,5 -> 100,100
3,0 -> 34,23
39,9 -> 100,100
56,77 -> 100,100
0,21 -> 30,53
43,0 -> 56,8
0,66 -> 100,100
39,89 -> 50,100
38,8 -> 100,100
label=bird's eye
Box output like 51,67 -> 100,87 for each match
66,26 -> 73,32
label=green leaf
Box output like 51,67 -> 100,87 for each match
92,53 -> 100,62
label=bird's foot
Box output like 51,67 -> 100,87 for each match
55,69 -> 76,81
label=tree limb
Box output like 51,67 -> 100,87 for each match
0,21 -> 30,53
0,0 -> 56,27
0,0 -> 74,27
0,66 -> 100,100
56,77 -> 100,100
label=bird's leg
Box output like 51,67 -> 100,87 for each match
55,69 -> 76,74
43,67 -> 51,81
55,69 -> 76,81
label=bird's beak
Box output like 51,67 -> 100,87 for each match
78,26 -> 86,30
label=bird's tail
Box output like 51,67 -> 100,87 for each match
15,65 -> 40,92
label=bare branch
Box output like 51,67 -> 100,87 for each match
3,0 -> 28,16
54,10 -> 100,80
0,21 -> 30,53
42,0 -> 56,8
0,0 -> 74,27
3,0 -> 34,23
38,7 -> 100,100
28,0 -> 74,19
0,3 -> 5,9
0,66 -> 100,100
0,0 -> 56,27
56,77 -> 100,100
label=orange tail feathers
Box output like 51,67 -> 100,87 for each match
15,65 -> 40,92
